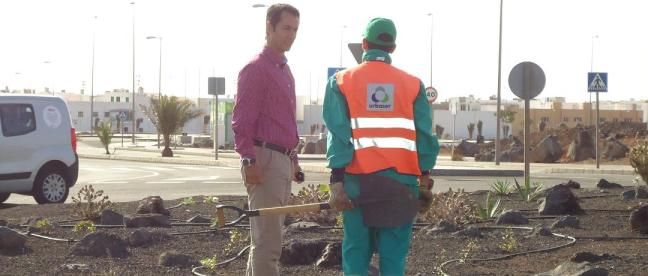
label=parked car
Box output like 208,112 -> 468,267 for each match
0,94 -> 78,204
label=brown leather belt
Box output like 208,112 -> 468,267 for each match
254,139 -> 296,158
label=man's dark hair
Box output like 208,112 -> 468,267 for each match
266,4 -> 300,30
366,33 -> 396,52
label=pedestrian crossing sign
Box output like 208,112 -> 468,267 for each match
588,72 -> 608,92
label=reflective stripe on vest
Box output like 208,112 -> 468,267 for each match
351,117 -> 415,131
353,137 -> 417,151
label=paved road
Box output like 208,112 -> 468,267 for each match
4,158 -> 637,205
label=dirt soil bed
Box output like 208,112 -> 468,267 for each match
1,188 -> 648,275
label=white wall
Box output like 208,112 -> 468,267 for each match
432,110 -> 498,140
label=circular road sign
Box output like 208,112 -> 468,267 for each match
508,61 -> 545,100
425,86 -> 438,104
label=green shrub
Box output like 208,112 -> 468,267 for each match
490,179 -> 512,196
475,192 -> 502,220
73,220 -> 96,235
513,178 -> 543,202
72,185 -> 112,221
630,140 -> 648,185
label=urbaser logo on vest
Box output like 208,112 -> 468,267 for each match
367,84 -> 394,111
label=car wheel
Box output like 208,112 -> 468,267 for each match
33,167 -> 69,204
0,193 -> 10,203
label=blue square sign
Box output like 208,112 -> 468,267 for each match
587,72 -> 608,92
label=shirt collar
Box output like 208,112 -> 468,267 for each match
262,46 -> 288,67
362,49 -> 392,64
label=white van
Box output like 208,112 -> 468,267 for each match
0,94 -> 78,204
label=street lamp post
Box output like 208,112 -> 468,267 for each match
146,36 -> 163,148
495,0 -> 504,165
427,13 -> 433,87
42,61 -> 53,95
130,1 -> 136,144
90,16 -> 97,136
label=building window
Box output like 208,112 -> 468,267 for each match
104,112 -> 110,118
111,96 -> 114,102
574,117 -> 582,122
563,117 -> 569,122
78,111 -> 84,118
92,112 -> 98,117
125,97 -> 129,103
116,97 -> 121,102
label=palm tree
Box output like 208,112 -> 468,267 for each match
95,121 -> 112,154
467,123 -> 476,140
141,95 -> 202,157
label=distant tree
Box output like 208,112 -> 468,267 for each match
477,120 -> 484,136
95,121 -> 112,155
140,95 -> 202,157
467,123 -> 476,140
435,124 -> 445,138
503,125 -> 510,137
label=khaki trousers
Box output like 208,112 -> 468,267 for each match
243,146 -> 293,276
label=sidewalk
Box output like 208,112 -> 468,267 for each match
76,142 -> 635,176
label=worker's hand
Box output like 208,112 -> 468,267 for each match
243,164 -> 262,185
418,176 -> 434,213
293,164 -> 304,183
328,182 -> 353,211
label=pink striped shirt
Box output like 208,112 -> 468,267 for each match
233,47 -> 298,160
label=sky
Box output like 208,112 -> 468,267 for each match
1,0 -> 647,104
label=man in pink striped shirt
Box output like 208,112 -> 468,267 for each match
232,3 -> 302,276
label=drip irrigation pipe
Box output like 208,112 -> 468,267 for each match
437,226 -> 575,276
192,245 -> 252,276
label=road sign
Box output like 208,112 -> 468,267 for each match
425,86 -> 438,104
208,77 -> 225,95
508,61 -> 546,190
118,112 -> 127,120
588,72 -> 608,92
348,43 -> 363,64
508,62 -> 545,100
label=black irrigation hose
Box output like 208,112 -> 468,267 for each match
437,226 -> 576,276
192,245 -> 252,276
518,208 -> 629,212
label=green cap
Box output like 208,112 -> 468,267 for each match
363,18 -> 397,46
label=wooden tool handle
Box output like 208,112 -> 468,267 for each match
257,202 -> 330,216
216,209 -> 226,228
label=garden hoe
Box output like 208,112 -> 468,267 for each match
215,174 -> 420,228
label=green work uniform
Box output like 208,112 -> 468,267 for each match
323,49 -> 440,276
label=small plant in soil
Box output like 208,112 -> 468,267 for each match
490,179 -> 512,196
71,185 -> 112,221
420,188 -> 476,225
459,239 -> 479,263
475,192 -> 502,220
499,228 -> 518,253
209,217 -> 220,228
513,178 -> 544,202
223,229 -> 249,255
35,219 -> 54,235
288,184 -> 336,224
203,195 -> 219,204
200,255 -> 218,274
181,196 -> 196,206
73,220 -> 96,235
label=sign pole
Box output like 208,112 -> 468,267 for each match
214,95 -> 219,160
524,99 -> 530,186
596,90 -> 600,169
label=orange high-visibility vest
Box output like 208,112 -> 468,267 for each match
337,61 -> 422,175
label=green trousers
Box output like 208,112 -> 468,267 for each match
341,173 -> 418,276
